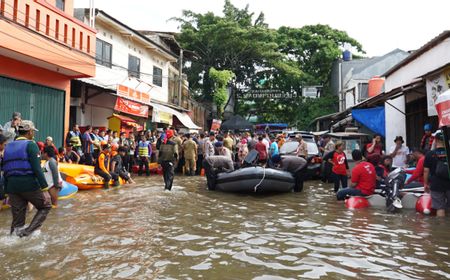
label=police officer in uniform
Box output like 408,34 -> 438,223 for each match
158,130 -> 178,190
137,135 -> 152,176
3,120 -> 52,237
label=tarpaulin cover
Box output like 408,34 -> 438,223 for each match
352,106 -> 385,137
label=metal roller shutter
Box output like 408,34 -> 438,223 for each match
0,76 -> 65,147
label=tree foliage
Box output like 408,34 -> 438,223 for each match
209,67 -> 235,118
174,0 -> 364,128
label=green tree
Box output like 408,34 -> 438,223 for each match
209,67 -> 235,118
174,1 -> 363,129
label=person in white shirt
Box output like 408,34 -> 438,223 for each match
389,136 -> 409,168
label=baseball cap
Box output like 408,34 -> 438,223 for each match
12,112 -> 22,120
46,136 -> 53,142
18,120 -> 38,132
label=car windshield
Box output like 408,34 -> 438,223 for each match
280,138 -> 319,157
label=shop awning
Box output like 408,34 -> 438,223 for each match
150,102 -> 201,130
352,106 -> 386,137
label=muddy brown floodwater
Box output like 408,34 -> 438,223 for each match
0,176 -> 449,279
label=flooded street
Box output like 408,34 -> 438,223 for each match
0,176 -> 449,279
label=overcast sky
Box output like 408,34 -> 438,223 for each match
75,0 -> 449,57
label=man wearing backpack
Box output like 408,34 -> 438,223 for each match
424,130 -> 450,217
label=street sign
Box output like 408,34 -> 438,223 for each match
239,89 -> 298,99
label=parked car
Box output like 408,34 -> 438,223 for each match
279,131 -> 322,179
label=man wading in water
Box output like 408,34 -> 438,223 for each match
3,120 -> 52,237
158,130 -> 178,191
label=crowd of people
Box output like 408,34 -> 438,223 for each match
319,125 -> 450,217
0,110 -> 449,238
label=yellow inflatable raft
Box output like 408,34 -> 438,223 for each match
66,174 -> 124,190
58,163 -> 95,178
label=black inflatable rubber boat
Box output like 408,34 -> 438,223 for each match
215,166 -> 295,193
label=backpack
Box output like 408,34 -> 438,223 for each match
435,156 -> 450,180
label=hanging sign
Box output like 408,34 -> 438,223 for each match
117,84 -> 151,104
114,97 -> 149,118
211,119 -> 222,132
426,68 -> 450,116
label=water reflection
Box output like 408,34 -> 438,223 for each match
0,176 -> 449,279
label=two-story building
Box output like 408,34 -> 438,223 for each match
0,0 -> 96,147
71,9 -> 201,133
138,30 -> 209,131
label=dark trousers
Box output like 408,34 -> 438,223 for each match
118,170 -> 130,181
332,173 -> 348,192
196,154 -> 204,175
293,167 -> 308,192
95,168 -> 112,185
161,161 -> 175,190
336,188 -> 364,200
138,156 -> 150,176
203,159 -> 216,190
8,190 -> 52,235
84,153 -> 94,166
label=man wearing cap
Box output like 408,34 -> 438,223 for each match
420,124 -> 434,153
158,130 -> 178,190
272,154 -> 307,192
424,130 -> 450,217
389,136 -> 410,168
3,112 -> 22,143
45,136 -> 58,156
2,120 -> 52,237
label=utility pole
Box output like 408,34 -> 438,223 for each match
178,49 -> 183,107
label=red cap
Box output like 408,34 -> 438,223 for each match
166,129 -> 174,140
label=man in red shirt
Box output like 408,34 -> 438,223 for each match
405,148 -> 424,189
337,150 -> 376,200
255,136 -> 268,165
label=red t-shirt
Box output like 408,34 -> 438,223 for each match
352,162 -> 376,195
366,143 -> 383,156
405,156 -> 424,184
255,142 -> 268,160
331,151 -> 348,175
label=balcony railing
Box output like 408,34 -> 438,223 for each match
0,0 -> 95,57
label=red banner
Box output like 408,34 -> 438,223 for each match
114,97 -> 149,118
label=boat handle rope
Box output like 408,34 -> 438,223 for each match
254,166 -> 266,192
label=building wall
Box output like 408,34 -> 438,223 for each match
0,0 -> 95,77
385,38 -> 450,92
94,19 -> 172,103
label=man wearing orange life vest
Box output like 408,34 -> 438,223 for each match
94,141 -> 118,189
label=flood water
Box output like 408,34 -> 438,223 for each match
0,176 -> 449,279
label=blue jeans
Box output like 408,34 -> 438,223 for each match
336,188 -> 365,200
333,173 -> 348,192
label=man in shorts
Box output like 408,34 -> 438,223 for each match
424,130 -> 450,217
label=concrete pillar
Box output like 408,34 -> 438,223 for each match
385,95 -> 406,151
